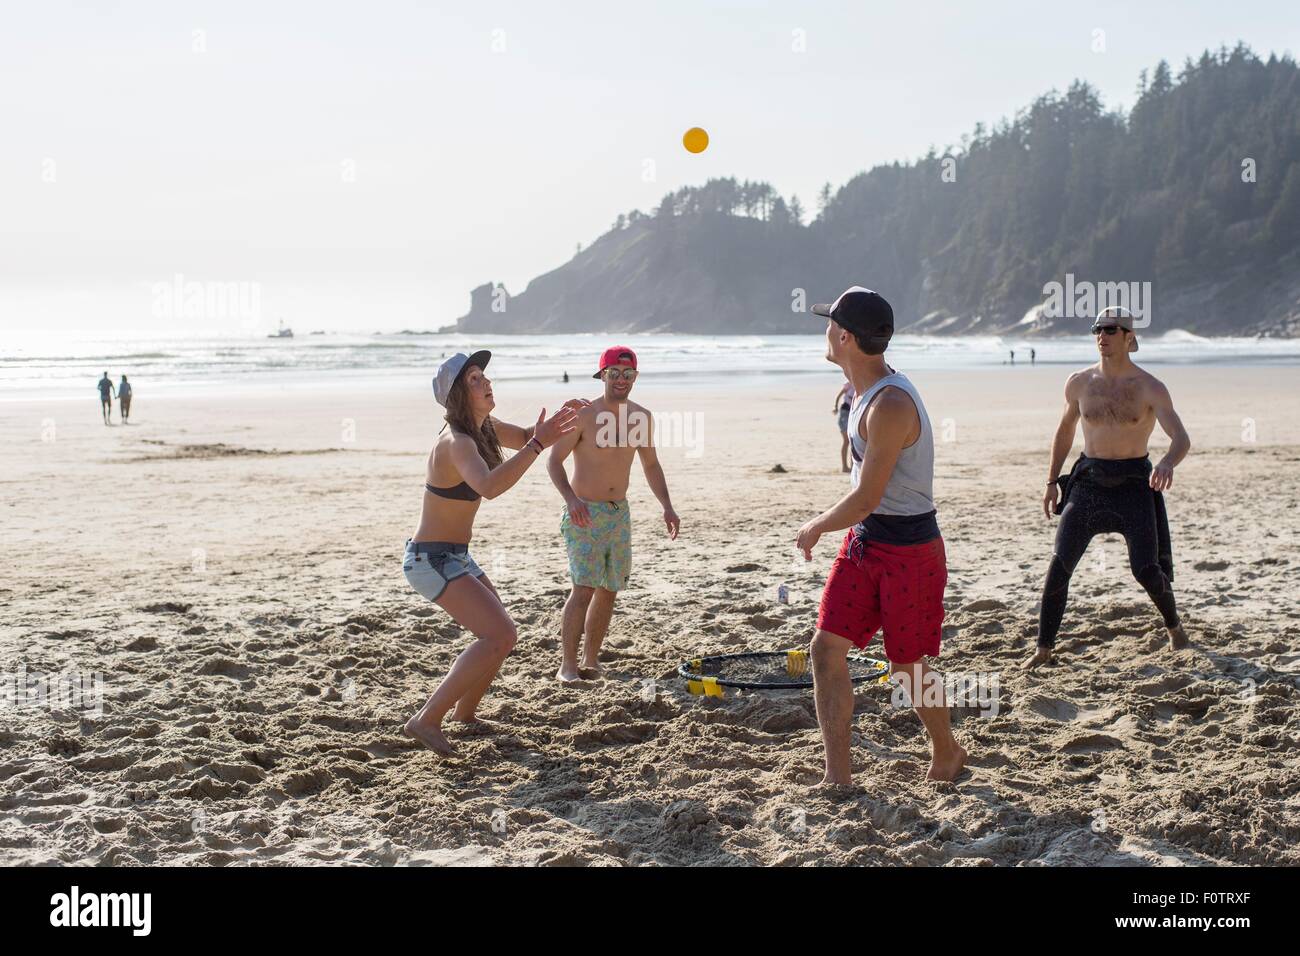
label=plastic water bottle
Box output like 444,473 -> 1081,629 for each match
777,584 -> 789,604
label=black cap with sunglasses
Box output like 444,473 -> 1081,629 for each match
1090,306 -> 1139,352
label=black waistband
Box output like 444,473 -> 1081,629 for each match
407,540 -> 469,556
1072,453 -> 1153,487
853,511 -> 940,547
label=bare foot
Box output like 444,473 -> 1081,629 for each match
579,662 -> 604,679
1167,625 -> 1189,651
927,743 -> 968,782
818,775 -> 853,789
1023,646 -> 1053,670
556,663 -> 582,683
403,715 -> 456,756
449,712 -> 492,727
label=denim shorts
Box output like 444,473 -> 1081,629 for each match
402,539 -> 484,602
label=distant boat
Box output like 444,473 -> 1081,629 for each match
268,320 -> 294,339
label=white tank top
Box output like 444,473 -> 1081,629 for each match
848,368 -> 936,516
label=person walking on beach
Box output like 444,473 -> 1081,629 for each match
1030,348 -> 1036,366
1027,306 -> 1190,669
796,287 -> 966,784
97,372 -> 116,425
118,375 -> 133,423
834,378 -> 856,473
401,351 -> 584,756
547,346 -> 680,683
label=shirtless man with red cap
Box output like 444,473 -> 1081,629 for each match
547,346 -> 681,683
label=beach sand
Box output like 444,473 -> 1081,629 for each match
1,366 -> 1297,866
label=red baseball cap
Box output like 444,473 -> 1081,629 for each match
593,345 -> 637,379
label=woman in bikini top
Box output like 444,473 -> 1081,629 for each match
401,351 -> 585,757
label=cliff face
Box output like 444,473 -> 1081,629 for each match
459,216 -> 830,335
457,223 -> 1300,337
455,48 -> 1300,337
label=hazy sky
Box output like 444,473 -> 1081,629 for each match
2,1 -> 1296,338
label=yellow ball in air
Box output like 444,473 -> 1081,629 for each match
682,127 -> 709,154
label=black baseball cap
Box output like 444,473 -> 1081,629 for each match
812,286 -> 894,351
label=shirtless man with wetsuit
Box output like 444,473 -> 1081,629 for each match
1027,306 -> 1191,669
547,346 -> 680,683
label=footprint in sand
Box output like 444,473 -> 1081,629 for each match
1057,732 -> 1125,753
963,599 -> 1006,613
1025,695 -> 1079,721
1132,673 -> 1194,696
1099,604 -> 1146,621
141,602 -> 193,615
42,736 -> 83,757
280,768 -> 334,798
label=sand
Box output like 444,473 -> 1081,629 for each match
1,366 -> 1297,866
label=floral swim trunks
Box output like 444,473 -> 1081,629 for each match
561,499 -> 632,592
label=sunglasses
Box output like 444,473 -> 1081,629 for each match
602,368 -> 638,381
1092,325 -> 1123,336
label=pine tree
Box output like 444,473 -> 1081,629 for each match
1268,164 -> 1300,248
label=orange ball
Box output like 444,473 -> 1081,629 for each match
682,127 -> 709,154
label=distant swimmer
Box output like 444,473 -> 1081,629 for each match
97,372 -> 116,425
1028,306 -> 1191,669
547,346 -> 680,683
797,287 -> 965,784
400,351 -> 584,756
119,375 -> 133,423
834,378 -> 855,473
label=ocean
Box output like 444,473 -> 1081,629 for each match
4,330 -> 1299,400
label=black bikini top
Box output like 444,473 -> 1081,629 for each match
425,481 -> 480,502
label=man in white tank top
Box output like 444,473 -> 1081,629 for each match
796,287 -> 967,785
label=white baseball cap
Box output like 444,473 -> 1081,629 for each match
1092,306 -> 1138,352
432,350 -> 491,406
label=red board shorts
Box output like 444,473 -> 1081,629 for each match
816,531 -> 948,665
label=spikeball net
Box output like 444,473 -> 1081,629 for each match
678,648 -> 890,697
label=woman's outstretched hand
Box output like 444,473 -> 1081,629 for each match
534,405 -> 579,447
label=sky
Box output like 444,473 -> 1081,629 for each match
2,0 -> 1297,339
